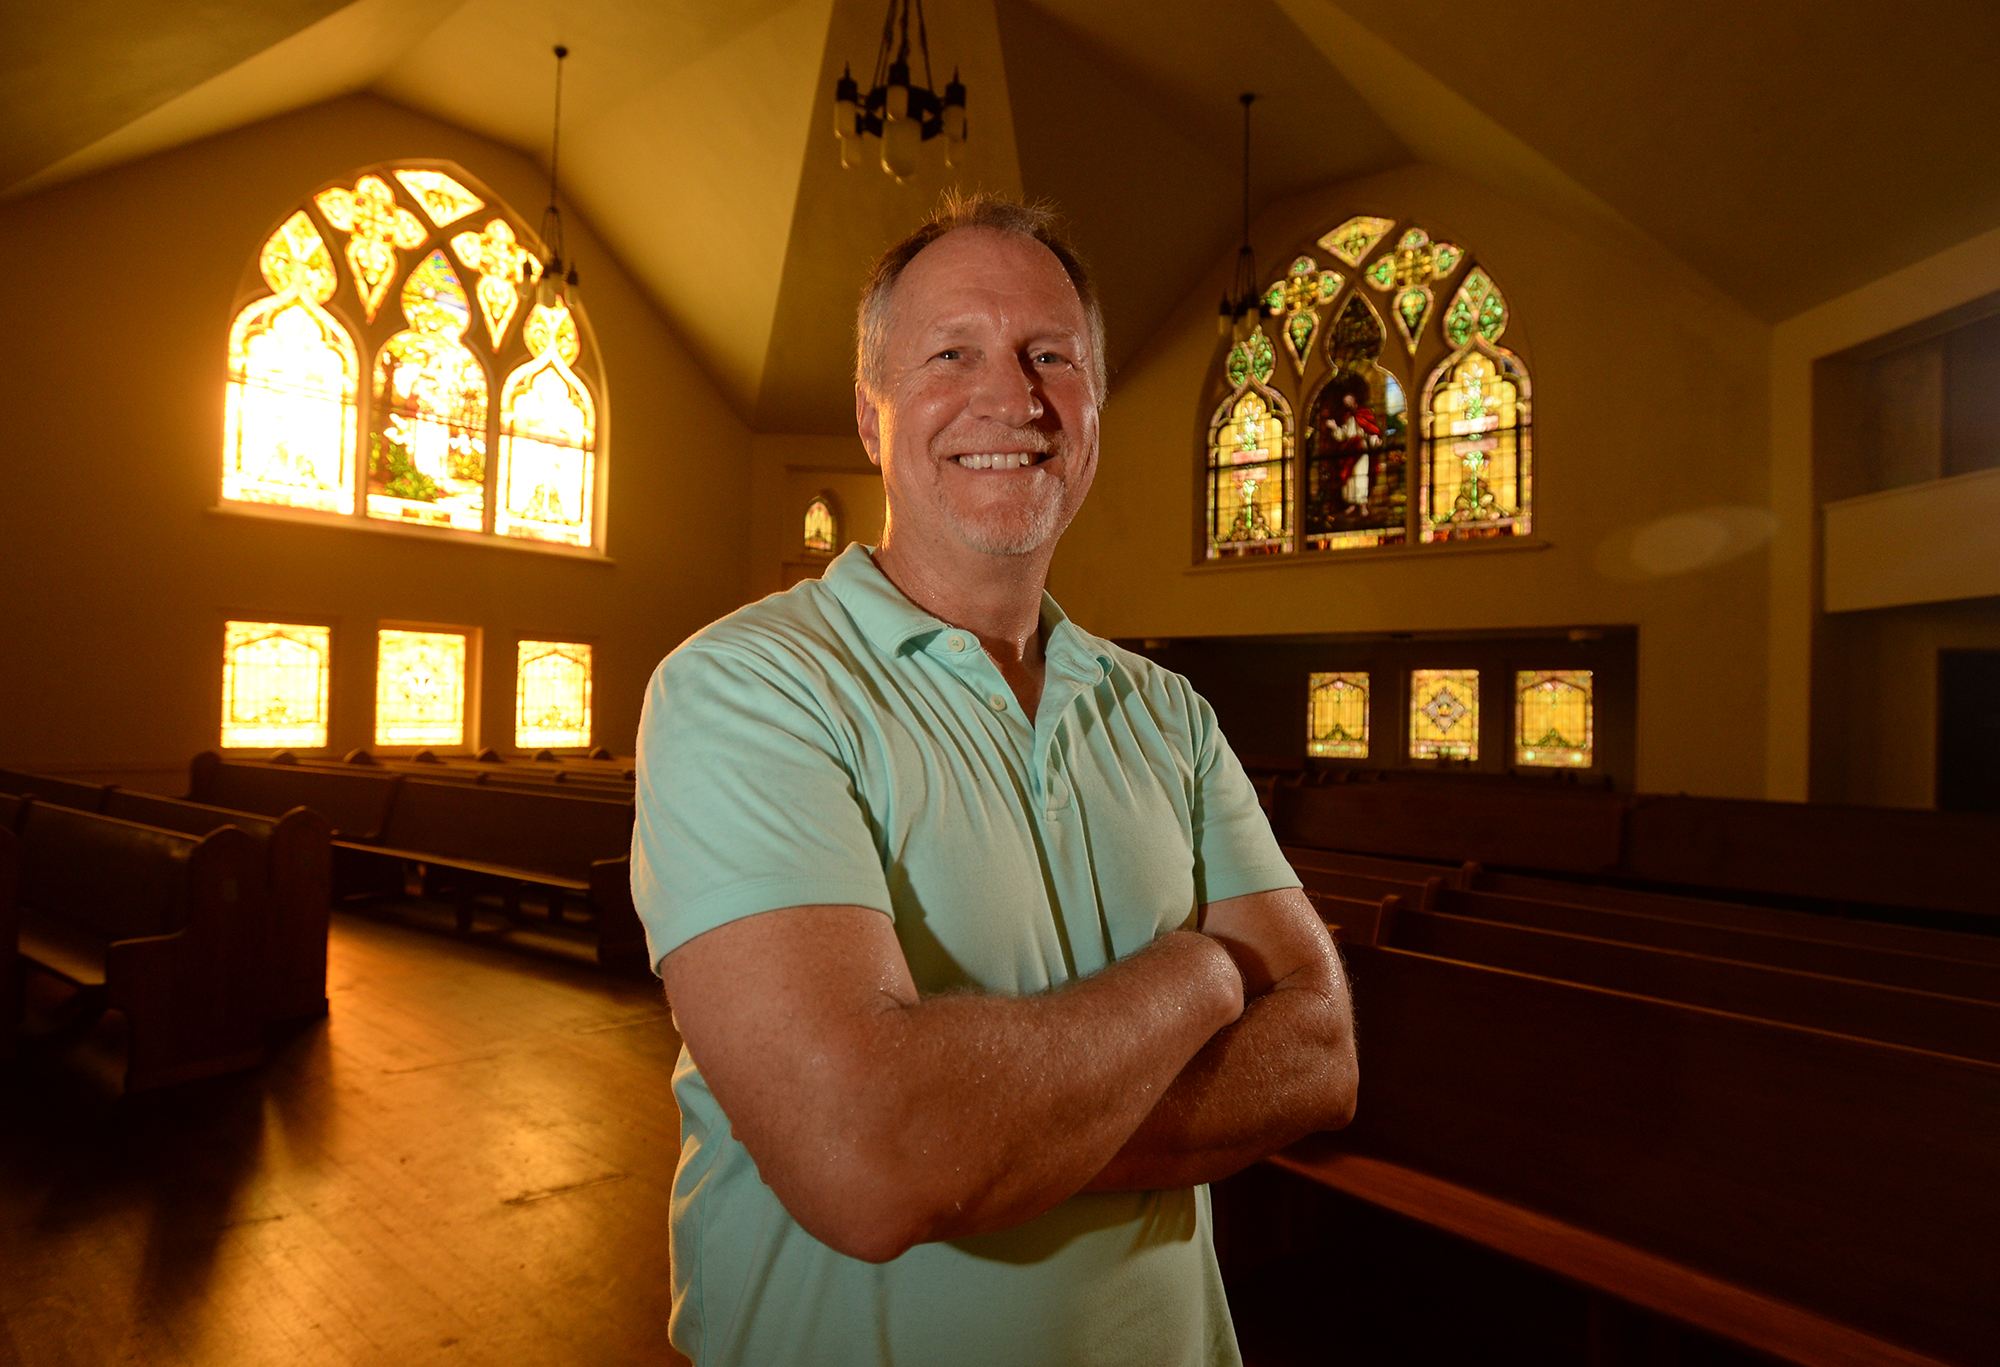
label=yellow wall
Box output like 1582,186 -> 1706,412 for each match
1049,164 -> 1774,798
0,94 -> 752,784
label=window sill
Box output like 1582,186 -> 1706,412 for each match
1188,535 -> 1549,574
208,503 -> 615,564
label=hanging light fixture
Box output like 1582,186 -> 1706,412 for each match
1219,92 -> 1262,339
833,0 -> 967,181
537,43 -> 579,308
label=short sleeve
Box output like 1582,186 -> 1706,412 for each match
1187,690 -> 1301,907
631,644 -> 895,974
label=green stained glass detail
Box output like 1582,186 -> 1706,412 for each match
401,250 -> 472,338
1396,288 -> 1431,349
1266,255 -> 1343,374
1444,268 -> 1508,349
1247,331 -> 1276,385
1287,311 -> 1317,361
1264,282 -> 1286,313
1434,243 -> 1463,276
1398,227 -> 1428,251
1318,216 -> 1396,267
1226,341 -> 1250,389
1479,290 -> 1508,343
1366,258 -> 1395,290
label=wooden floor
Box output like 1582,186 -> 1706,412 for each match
0,905 -> 692,1367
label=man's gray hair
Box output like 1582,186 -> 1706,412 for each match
855,190 -> 1107,405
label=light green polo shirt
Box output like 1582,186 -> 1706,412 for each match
632,544 -> 1299,1367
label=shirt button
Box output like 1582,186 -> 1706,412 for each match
988,693 -> 1009,711
946,634 -> 967,652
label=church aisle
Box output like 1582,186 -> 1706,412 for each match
0,910 -> 690,1367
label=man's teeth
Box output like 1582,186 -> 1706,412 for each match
954,452 -> 1043,470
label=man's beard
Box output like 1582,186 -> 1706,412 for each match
931,431 -> 1080,557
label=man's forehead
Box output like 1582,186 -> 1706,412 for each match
889,229 -> 1086,334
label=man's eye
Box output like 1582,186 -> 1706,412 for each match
935,349 -> 962,361
1034,352 -> 1067,366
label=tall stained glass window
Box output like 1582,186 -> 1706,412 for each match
1410,668 -> 1479,762
222,621 -> 331,749
516,641 -> 592,750
1196,214 -> 1529,560
1308,672 -> 1370,759
375,629 -> 468,748
804,495 -> 838,555
221,162 -> 604,551
1516,670 -> 1592,768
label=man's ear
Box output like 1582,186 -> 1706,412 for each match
855,385 -> 883,467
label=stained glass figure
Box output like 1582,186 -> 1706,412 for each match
1410,668 -> 1479,762
804,496 -> 838,555
1362,226 -> 1461,351
369,251 -> 488,531
498,300 -> 595,546
1303,295 -> 1407,550
1261,256 -> 1343,374
451,218 -> 541,349
1444,268 -> 1509,350
1420,343 -> 1532,542
395,169 -> 484,228
516,640 -> 592,750
1308,672 -> 1369,759
224,212 -> 359,515
1318,216 -> 1396,268
1206,386 -> 1293,557
315,175 -> 428,322
375,629 -> 468,748
1516,670 -> 1592,768
222,621 -> 330,749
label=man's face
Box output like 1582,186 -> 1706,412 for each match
857,228 -> 1099,560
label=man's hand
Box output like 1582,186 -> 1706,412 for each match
661,906 -> 1244,1264
1085,886 -> 1357,1192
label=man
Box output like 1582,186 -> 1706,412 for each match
632,193 -> 1357,1366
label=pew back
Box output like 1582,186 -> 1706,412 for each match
369,778 -> 633,885
0,768 -> 110,812
189,752 -> 398,840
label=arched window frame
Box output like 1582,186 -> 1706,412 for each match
219,160 -> 608,556
803,490 -> 842,557
1198,215 -> 1532,562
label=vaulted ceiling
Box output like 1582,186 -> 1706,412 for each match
6,0 -> 1999,433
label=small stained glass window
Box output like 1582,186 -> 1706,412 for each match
222,622 -> 331,749
376,629 -> 468,748
1410,668 -> 1479,761
497,302 -> 595,546
1308,672 -> 1370,759
516,640 -> 592,750
1420,345 -> 1532,542
804,495 -> 839,555
369,250 -> 488,531
1516,670 -> 1593,768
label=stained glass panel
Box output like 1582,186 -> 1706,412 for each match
1265,256 -> 1342,373
224,215 -> 359,515
1421,345 -> 1532,542
804,496 -> 837,554
451,218 -> 541,349
1516,670 -> 1592,768
1207,388 -> 1292,557
314,175 -> 427,322
516,640 -> 591,750
369,251 -> 487,531
1318,216 -> 1395,267
395,169 -> 484,228
375,630 -> 467,748
1410,669 -> 1479,761
1308,672 -> 1369,759
222,622 -> 330,749
1304,296 -> 1407,550
498,299 -> 594,546
1444,268 -> 1509,349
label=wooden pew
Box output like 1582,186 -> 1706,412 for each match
338,777 -> 644,968
11,799 -> 264,1090
0,825 -> 17,1059
100,790 -> 331,1023
1272,780 -> 1630,876
188,751 -> 399,841
0,767 -> 112,812
1275,943 -> 2000,1367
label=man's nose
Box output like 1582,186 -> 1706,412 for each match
968,355 -> 1044,427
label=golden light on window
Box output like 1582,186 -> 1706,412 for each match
497,302 -> 595,546
222,622 -> 330,750
516,641 -> 592,750
804,496 -> 838,555
1420,345 -> 1532,543
394,169 -> 484,229
1307,672 -> 1369,759
1517,670 -> 1593,768
376,629 -> 468,748
369,251 -> 488,532
315,174 -> 427,322
1410,668 -> 1479,761
223,212 -> 358,515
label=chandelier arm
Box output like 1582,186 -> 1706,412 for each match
914,0 -> 934,92
873,0 -> 897,89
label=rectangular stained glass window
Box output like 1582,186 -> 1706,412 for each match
222,622 -> 330,749
1516,670 -> 1593,768
516,640 -> 592,750
376,629 -> 468,748
1308,672 -> 1370,759
1410,668 -> 1479,761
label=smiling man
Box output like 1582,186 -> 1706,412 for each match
631,193 -> 1357,1367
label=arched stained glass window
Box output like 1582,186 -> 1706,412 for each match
1196,214 -> 1529,561
220,161 -> 604,551
1516,669 -> 1592,768
516,640 -> 592,750
803,494 -> 839,555
222,621 -> 331,750
1308,672 -> 1369,759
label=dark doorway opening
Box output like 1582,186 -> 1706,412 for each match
1937,649 -> 2000,810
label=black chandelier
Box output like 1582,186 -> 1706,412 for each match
833,0 -> 967,181
1219,92 -> 1261,338
537,43 -> 579,307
